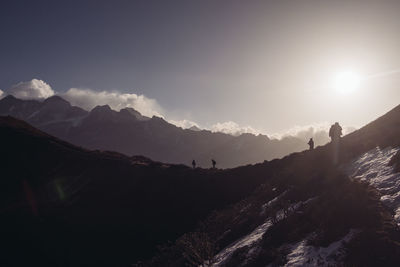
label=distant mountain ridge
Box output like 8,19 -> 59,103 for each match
0,95 -> 307,168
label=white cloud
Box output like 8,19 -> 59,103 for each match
172,120 -> 357,142
210,121 -> 260,136
271,123 -> 330,140
168,119 -> 265,136
167,119 -> 262,136
270,123 -> 357,145
2,78 -> 359,143
61,88 -> 163,117
7,79 -> 54,100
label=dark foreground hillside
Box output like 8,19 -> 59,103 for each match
0,116 -> 268,266
2,103 -> 400,266
142,150 -> 400,266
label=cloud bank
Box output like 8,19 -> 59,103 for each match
3,79 -> 357,141
4,79 -> 163,118
7,79 -> 54,100
271,123 -> 357,145
61,88 -> 163,117
167,119 -> 260,136
210,121 -> 259,136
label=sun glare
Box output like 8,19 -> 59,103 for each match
333,71 -> 362,94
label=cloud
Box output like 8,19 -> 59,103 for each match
167,119 -> 262,136
7,79 -> 54,100
2,78 -> 358,143
168,119 -> 265,137
271,123 -> 357,145
61,88 -> 163,117
210,121 -> 260,136
173,120 -> 357,142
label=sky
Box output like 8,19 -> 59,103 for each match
1,0 -> 400,136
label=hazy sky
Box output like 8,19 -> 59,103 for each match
1,0 -> 400,134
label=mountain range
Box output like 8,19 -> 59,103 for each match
0,95 -> 310,168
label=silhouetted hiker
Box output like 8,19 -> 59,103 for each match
211,159 -> 216,169
329,122 -> 343,165
308,138 -> 314,150
329,122 -> 343,143
192,160 -> 196,169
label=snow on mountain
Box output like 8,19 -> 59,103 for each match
212,197 -> 317,266
346,146 -> 400,224
285,229 -> 359,267
212,220 -> 273,266
260,190 -> 287,215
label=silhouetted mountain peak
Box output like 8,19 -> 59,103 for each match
43,95 -> 70,105
150,115 -> 169,124
239,132 -> 255,138
1,94 -> 17,101
257,133 -> 270,141
0,94 -> 22,106
0,95 -> 42,117
40,96 -> 72,113
84,105 -> 121,124
91,105 -> 112,113
236,132 -> 271,142
120,107 -> 150,121
188,125 -> 201,131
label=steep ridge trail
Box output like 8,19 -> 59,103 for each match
142,104 -> 400,266
143,146 -> 400,266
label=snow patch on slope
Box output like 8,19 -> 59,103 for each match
285,229 -> 359,266
212,220 -> 272,266
346,146 -> 400,224
260,190 -> 287,215
212,197 -> 317,266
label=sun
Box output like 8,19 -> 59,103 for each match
333,71 -> 362,94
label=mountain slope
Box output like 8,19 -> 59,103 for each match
3,103 -> 400,266
0,116 -> 270,266
141,104 -> 400,266
0,95 -> 308,168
